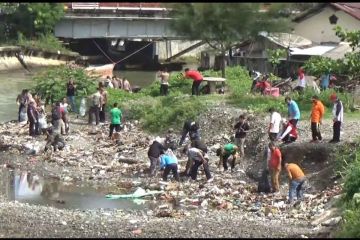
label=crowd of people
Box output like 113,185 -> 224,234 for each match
144,90 -> 344,204
15,65 -> 345,205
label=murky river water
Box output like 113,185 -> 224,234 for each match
0,68 -> 157,123
0,168 -> 155,210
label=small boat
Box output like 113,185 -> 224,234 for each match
85,63 -> 115,79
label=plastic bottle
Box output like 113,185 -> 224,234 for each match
79,98 -> 86,117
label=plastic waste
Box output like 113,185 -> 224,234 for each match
79,98 -> 86,117
106,187 -> 164,199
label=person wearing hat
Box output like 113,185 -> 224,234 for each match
277,118 -> 298,143
310,95 -> 325,142
329,93 -> 343,143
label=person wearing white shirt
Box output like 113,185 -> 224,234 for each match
329,93 -> 344,143
268,107 -> 282,141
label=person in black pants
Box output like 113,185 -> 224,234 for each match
184,68 -> 203,96
186,146 -> 213,182
27,101 -> 39,137
311,122 -> 322,141
179,120 -> 200,146
148,140 -> 166,177
329,94 -> 343,143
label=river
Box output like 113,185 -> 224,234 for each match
0,68 -> 157,123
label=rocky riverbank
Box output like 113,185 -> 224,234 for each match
0,103 -> 357,237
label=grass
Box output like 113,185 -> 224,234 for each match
106,65 -> 360,133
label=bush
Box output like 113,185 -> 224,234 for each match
32,65 -> 98,104
335,140 -> 360,238
120,95 -> 206,133
17,32 -> 73,54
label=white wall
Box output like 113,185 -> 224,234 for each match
294,6 -> 360,44
156,40 -> 209,60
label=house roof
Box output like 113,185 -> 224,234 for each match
321,42 -> 355,60
260,32 -> 312,48
293,3 -> 360,22
289,45 -> 336,56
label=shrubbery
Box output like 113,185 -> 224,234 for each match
32,65 -> 97,104
335,140 -> 360,237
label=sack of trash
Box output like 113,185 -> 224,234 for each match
258,169 -> 271,193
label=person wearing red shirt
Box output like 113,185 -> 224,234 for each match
184,68 -> 203,96
268,142 -> 282,193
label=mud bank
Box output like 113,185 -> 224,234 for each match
0,46 -> 79,71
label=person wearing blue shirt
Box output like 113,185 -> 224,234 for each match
320,73 -> 330,90
160,150 -> 180,182
285,97 -> 300,127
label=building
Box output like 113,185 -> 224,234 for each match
293,3 -> 360,44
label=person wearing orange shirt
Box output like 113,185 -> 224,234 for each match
284,162 -> 305,203
310,95 -> 325,142
267,142 -> 282,193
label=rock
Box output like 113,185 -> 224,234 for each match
321,217 -> 342,226
132,229 -> 142,235
61,221 -> 67,226
311,208 -> 340,226
353,193 -> 360,205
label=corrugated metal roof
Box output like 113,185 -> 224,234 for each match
259,32 -> 312,48
289,45 -> 335,56
322,42 -> 355,59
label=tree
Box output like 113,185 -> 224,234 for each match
1,3 -> 64,40
266,48 -> 287,75
168,3 -> 291,77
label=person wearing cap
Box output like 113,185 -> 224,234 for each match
310,95 -> 325,143
277,118 -> 298,143
284,162 -> 305,203
285,96 -> 300,127
183,68 -> 203,96
329,93 -> 343,143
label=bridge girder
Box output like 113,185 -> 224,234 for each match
54,16 -> 185,40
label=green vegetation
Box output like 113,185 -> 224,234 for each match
334,140 -> 360,237
0,3 -> 71,54
32,65 -> 97,104
16,33 -> 73,55
169,3 -> 291,77
304,26 -> 360,79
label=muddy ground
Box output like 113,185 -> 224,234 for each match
0,102 -> 357,238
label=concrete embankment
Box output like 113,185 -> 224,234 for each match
0,46 -> 79,71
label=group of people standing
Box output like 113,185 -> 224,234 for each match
104,75 -> 132,92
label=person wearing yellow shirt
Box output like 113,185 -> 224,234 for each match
285,162 -> 305,203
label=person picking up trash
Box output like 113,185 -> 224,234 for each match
284,162 -> 305,204
44,128 -> 65,152
160,149 -> 180,182
183,145 -> 213,182
216,143 -> 239,172
179,120 -> 200,146
277,118 -> 298,144
148,137 -> 166,177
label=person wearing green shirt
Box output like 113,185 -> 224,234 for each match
216,143 -> 239,172
109,103 -> 122,138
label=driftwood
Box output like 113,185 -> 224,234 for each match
118,158 -> 138,164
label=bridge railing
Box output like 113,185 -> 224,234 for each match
71,3 -> 99,9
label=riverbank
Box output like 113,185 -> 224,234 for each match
0,45 -> 79,72
0,99 -> 357,237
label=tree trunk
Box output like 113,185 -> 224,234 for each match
221,50 -> 226,78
